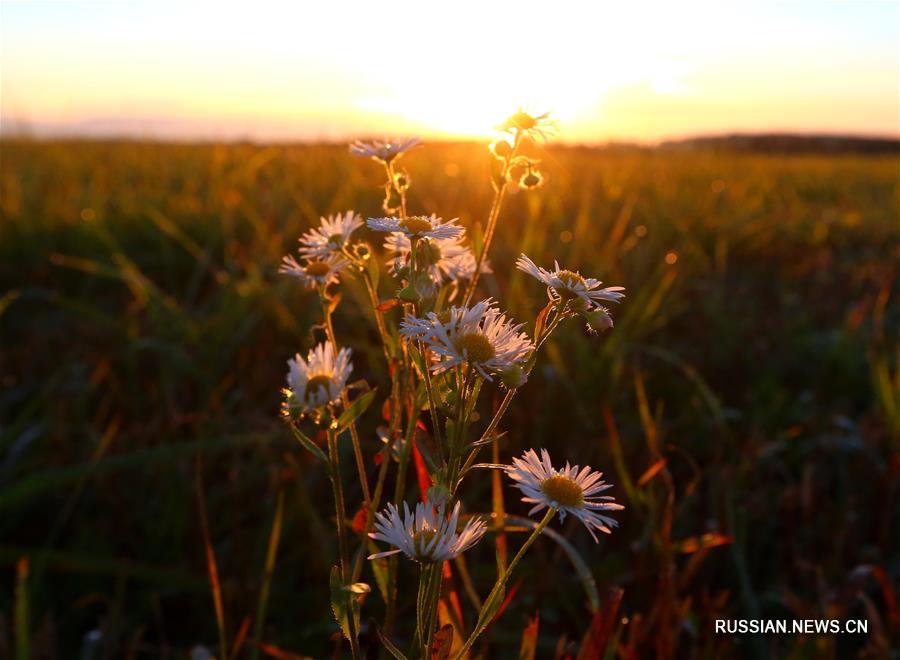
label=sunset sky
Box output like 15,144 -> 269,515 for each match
1,0 -> 898,143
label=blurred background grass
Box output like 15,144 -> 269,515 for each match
0,139 -> 898,658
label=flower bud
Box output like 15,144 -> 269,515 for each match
582,308 -> 614,334
394,171 -> 411,191
490,139 -> 513,159
398,283 -> 422,303
500,364 -> 528,389
519,169 -> 544,190
426,484 -> 452,508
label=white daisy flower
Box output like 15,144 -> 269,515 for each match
297,211 -> 363,259
400,299 -> 533,380
498,109 -> 557,142
516,254 -> 625,310
367,214 -> 463,241
350,138 -> 420,162
384,233 -> 485,286
506,448 -> 624,542
286,342 -> 353,411
279,253 -> 349,289
368,499 -> 486,563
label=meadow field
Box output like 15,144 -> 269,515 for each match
0,139 -> 898,658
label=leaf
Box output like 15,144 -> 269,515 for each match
576,587 -> 623,660
486,579 -> 521,628
637,458 -> 667,487
503,515 -> 600,612
337,388 -> 377,431
412,438 -> 432,501
430,624 -> 454,660
471,221 -> 485,258
247,640 -> 309,659
367,251 -> 381,289
672,533 -> 734,554
533,301 -> 554,342
376,298 -> 400,312
325,291 -> 343,314
252,490 -> 284,660
351,504 -> 368,535
229,616 -> 252,660
288,424 -> 328,464
492,440 -> 508,574
196,460 -> 228,660
329,565 -> 360,642
519,613 -> 540,660
14,557 -> 28,660
375,624 -> 408,660
407,343 -> 429,380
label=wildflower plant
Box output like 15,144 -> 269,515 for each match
278,111 -> 626,658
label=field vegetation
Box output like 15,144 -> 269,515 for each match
1,139 -> 897,658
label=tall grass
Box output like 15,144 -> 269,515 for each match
0,139 -> 897,657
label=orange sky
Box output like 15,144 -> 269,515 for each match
1,1 -> 898,143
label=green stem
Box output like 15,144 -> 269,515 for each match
416,562 -> 443,657
423,562 -> 444,655
419,343 -> 446,466
361,260 -> 392,359
320,291 -> 372,506
351,359 -> 404,582
455,312 -> 566,491
384,378 -> 420,638
455,388 -> 517,493
463,131 -> 521,307
446,368 -> 472,488
454,508 -> 555,659
327,428 -> 362,660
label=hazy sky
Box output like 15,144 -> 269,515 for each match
1,0 -> 898,143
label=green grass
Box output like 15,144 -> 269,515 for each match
1,139 -> 898,658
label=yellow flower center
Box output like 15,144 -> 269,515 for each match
554,270 -> 586,301
509,111 -> 538,130
401,216 -> 435,235
540,475 -> 584,508
304,374 -> 333,400
455,332 -> 496,364
305,261 -> 331,277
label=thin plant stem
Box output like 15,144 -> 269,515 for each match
446,367 -> 472,487
463,131 -> 521,307
419,343 -> 446,466
455,388 -> 516,492
384,381 -> 420,638
455,310 -> 566,490
422,561 -> 443,655
327,427 -> 362,660
350,359 -> 404,582
415,561 -> 443,657
320,291 -> 372,505
454,508 -> 556,659
358,255 -> 392,358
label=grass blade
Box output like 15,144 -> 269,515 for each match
195,457 -> 228,660
252,489 -> 285,660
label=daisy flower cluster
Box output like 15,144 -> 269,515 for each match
400,299 -> 533,381
369,499 -> 487,562
275,110 -> 628,659
278,211 -> 369,289
285,342 -> 353,414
